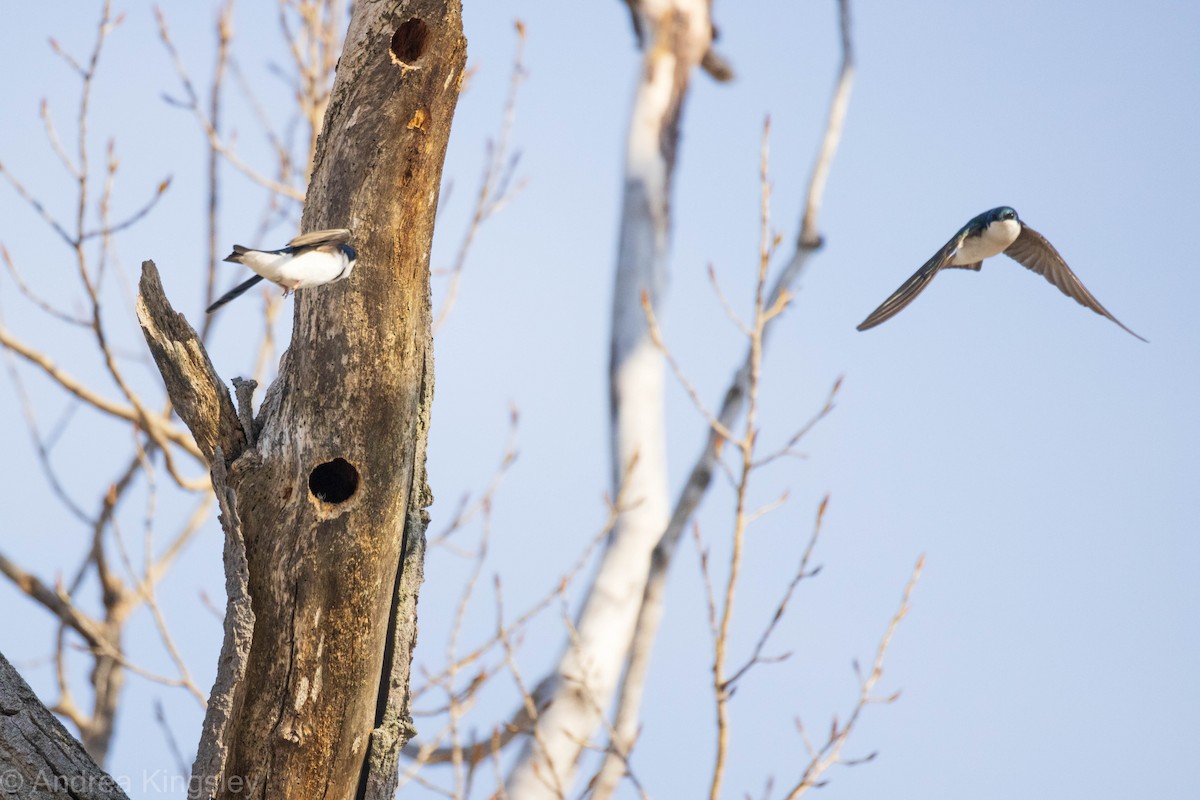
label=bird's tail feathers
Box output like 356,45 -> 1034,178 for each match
223,244 -> 250,263
206,274 -> 265,313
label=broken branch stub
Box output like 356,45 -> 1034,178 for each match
135,1 -> 466,798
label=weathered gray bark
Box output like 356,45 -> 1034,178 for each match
187,444 -> 254,800
135,1 -> 466,798
0,651 -> 130,800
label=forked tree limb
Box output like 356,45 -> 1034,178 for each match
135,1 -> 465,798
597,1 -> 856,795
136,260 -> 245,466
506,1 -> 714,797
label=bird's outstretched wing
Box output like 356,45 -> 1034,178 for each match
856,234 -> 963,331
207,274 -> 265,314
288,228 -> 352,249
1003,225 -> 1146,341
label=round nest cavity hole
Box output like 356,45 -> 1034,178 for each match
391,18 -> 429,65
309,458 -> 359,505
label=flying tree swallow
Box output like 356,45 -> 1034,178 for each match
856,207 -> 1144,340
206,228 -> 357,313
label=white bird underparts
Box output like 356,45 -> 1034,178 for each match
206,228 -> 357,314
857,207 -> 1145,341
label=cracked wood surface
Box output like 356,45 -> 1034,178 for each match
214,2 -> 461,797
134,2 -> 464,798
137,261 -> 246,465
0,651 -> 130,800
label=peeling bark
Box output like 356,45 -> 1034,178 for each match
187,449 -> 254,800
135,2 -> 465,798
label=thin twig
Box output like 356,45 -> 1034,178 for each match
0,552 -> 105,647
495,577 -> 567,800
603,3 -> 858,792
433,20 -> 527,332
708,118 -> 778,800
155,7 -> 307,202
201,0 -> 235,339
430,405 -> 520,549
403,461 -> 639,773
724,496 -> 829,691
642,291 -> 738,444
0,324 -> 201,458
0,243 -> 89,325
781,556 -> 924,799
1,350 -> 91,523
752,376 -> 841,469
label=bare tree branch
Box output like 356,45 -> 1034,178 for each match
0,324 -> 203,460
155,7 -> 308,203
508,2 -> 715,795
598,3 -> 857,795
135,260 -> 245,464
781,556 -> 924,799
0,553 -> 105,648
434,21 -> 527,332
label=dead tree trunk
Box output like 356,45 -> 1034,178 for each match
136,2 -> 466,798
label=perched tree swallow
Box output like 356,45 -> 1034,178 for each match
206,228 -> 357,313
856,207 -> 1145,340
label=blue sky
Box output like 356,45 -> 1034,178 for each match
1,2 -> 1197,798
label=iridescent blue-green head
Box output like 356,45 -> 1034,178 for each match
987,206 -> 1019,224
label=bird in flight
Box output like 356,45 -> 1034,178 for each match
207,228 -> 357,313
856,207 -> 1144,341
